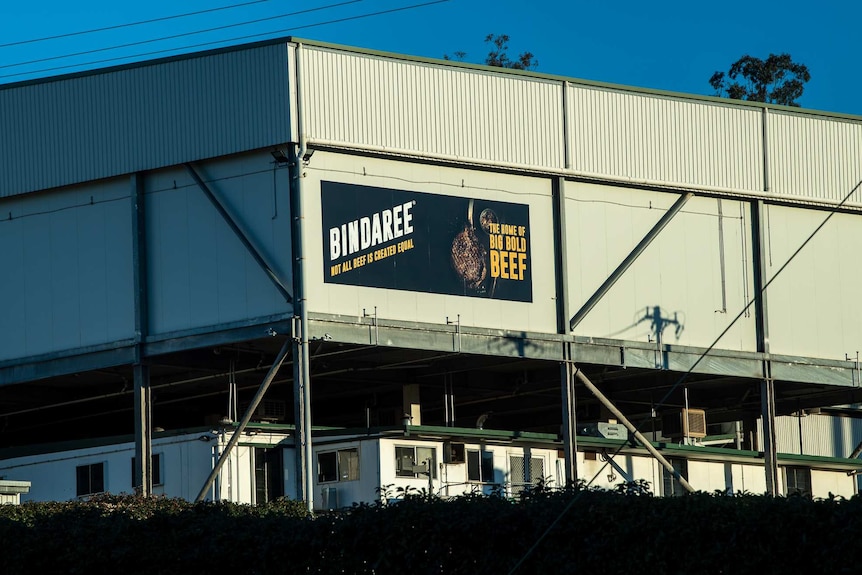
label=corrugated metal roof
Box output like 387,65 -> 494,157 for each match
1,41 -> 291,198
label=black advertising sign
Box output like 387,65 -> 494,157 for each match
321,181 -> 532,302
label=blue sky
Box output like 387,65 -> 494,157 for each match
2,0 -> 859,116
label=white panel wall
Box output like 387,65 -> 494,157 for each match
567,86 -> 764,192
301,47 -> 565,170
304,152 -> 558,334
145,151 -> 293,336
763,205 -> 862,359
767,112 -> 862,206
566,182 -> 757,352
0,432 -> 215,502
0,178 -> 133,361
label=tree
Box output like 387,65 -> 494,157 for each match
444,34 -> 538,70
709,53 -> 810,107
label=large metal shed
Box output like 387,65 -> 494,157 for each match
2,37 -> 862,506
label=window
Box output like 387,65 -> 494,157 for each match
395,446 -> 436,478
318,448 -> 360,483
130,454 -> 162,488
509,455 -> 545,494
785,466 -> 812,497
662,458 -> 689,497
254,447 -> 284,504
76,462 -> 105,497
467,450 -> 495,483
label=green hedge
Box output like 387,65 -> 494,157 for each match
1,485 -> 860,574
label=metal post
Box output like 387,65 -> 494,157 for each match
131,172 -> 152,496
573,365 -> 695,494
570,192 -> 693,331
195,338 -> 291,502
133,363 -> 152,496
560,343 -> 578,485
751,199 -> 778,495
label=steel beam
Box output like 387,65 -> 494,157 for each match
184,162 -> 293,304
560,343 -> 578,484
194,338 -> 291,502
573,364 -> 695,493
752,199 -> 779,495
131,172 -> 153,496
569,191 -> 693,331
289,140 -> 314,511
133,363 -> 152,496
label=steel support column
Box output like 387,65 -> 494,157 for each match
131,172 -> 152,496
570,192 -> 693,331
560,343 -> 578,485
133,364 -> 152,496
289,142 -> 314,512
573,365 -> 695,493
553,177 -> 578,483
752,199 -> 779,495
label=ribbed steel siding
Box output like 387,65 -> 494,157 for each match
774,414 -> 862,458
767,112 -> 862,205
0,44 -> 290,198
568,86 -> 764,191
302,47 -> 564,169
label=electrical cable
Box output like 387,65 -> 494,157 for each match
0,0 -> 363,71
0,0 -> 450,81
508,177 -> 862,573
0,0 -> 269,49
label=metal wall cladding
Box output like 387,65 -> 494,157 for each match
0,178 -> 134,361
0,43 -> 290,198
565,182 -> 758,352
773,414 -> 862,458
145,152 -> 293,337
567,86 -> 764,192
763,204 -> 862,359
767,112 -> 862,206
301,47 -> 565,169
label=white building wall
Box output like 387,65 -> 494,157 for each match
0,177 -> 133,361
565,182 -> 757,352
145,151 -> 293,337
303,151 -> 558,335
0,432 -> 216,502
762,205 -> 862,360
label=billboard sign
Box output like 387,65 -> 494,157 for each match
321,181 -> 532,302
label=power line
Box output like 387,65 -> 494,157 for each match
0,0 -> 449,81
0,0 -> 270,49
0,0 -> 363,70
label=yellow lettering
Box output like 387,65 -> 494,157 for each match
490,250 -> 500,278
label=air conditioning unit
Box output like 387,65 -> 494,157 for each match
238,400 -> 287,422
579,422 -> 628,440
444,442 -> 466,464
662,408 -> 707,439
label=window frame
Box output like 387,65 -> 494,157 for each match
395,445 -> 437,479
784,465 -> 812,497
467,449 -> 495,483
661,457 -> 689,497
76,462 -> 106,497
318,447 -> 361,484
